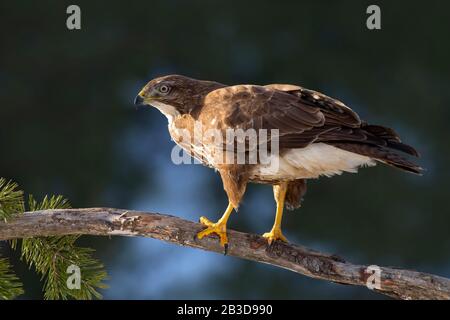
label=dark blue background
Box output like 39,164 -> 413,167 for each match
0,0 -> 449,299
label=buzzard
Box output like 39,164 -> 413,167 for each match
134,75 -> 421,250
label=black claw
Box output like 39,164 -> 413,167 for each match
223,244 -> 229,255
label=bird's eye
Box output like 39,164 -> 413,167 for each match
159,84 -> 170,94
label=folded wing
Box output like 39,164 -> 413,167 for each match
206,83 -> 421,174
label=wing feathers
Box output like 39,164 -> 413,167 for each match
204,83 -> 421,174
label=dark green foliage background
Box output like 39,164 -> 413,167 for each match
0,0 -> 449,299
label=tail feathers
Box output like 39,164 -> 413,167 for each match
361,123 -> 420,157
330,142 -> 423,175
379,153 -> 423,175
385,140 -> 420,157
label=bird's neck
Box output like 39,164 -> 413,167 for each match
151,100 -> 181,123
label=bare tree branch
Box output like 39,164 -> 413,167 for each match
0,208 -> 449,300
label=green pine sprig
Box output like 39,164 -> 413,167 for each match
0,178 -> 108,300
0,258 -> 24,300
0,178 -> 24,300
18,195 -> 108,300
0,178 -> 24,222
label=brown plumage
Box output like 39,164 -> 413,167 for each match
285,179 -> 307,210
135,75 -> 422,248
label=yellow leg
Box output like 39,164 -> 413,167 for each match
263,183 -> 288,244
197,202 -> 234,247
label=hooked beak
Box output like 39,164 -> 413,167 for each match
134,94 -> 145,106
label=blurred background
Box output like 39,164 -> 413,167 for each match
1,0 -> 449,299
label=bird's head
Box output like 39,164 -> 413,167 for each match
134,74 -> 224,120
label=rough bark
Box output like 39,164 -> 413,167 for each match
1,207 -> 449,300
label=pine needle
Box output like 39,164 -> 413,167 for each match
0,178 -> 24,222
0,258 -> 23,300
0,177 -> 108,300
19,195 -> 108,300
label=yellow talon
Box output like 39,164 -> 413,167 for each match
263,227 -> 288,245
196,203 -> 234,248
197,217 -> 229,247
199,216 -> 215,227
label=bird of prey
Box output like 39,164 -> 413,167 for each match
134,75 -> 421,250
